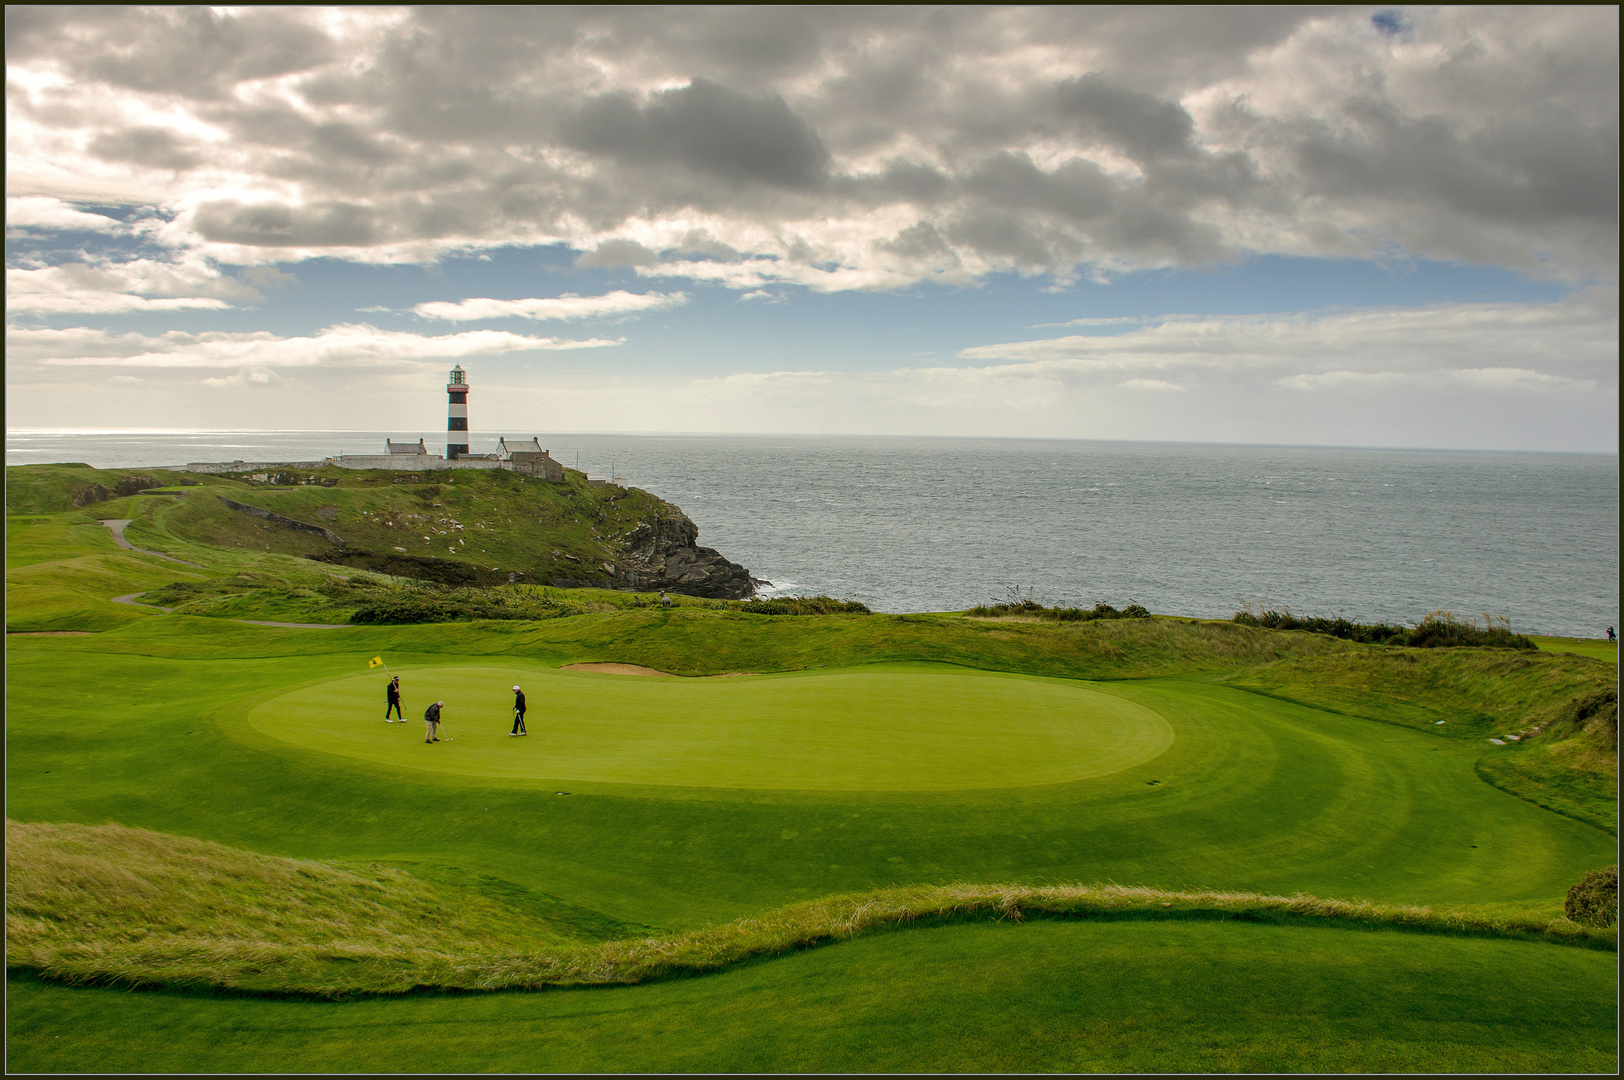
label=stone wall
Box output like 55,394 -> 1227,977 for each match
511,452 -> 565,481
184,460 -> 327,474
182,452 -> 571,480
328,455 -> 507,471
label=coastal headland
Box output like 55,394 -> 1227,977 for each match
11,460 -> 761,600
5,461 -> 1617,1073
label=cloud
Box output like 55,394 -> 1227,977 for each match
1276,367 -> 1585,392
956,297 -> 1618,385
5,197 -> 130,234
238,265 -> 298,291
1057,74 -> 1197,162
576,240 -> 659,268
200,366 -> 289,390
4,291 -> 234,316
562,78 -> 831,190
7,297 -> 1613,450
2,7 -> 1612,284
87,126 -> 204,171
5,255 -> 262,314
412,290 -> 685,322
7,323 -> 622,370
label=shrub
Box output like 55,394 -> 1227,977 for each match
1232,607 -> 1536,651
1564,865 -> 1618,927
966,598 -> 1151,622
347,583 -> 579,624
737,595 -> 870,616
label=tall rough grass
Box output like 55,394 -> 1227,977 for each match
967,595 -> 1151,621
145,574 -> 607,624
7,821 -> 1613,999
736,595 -> 871,616
1233,607 -> 1536,650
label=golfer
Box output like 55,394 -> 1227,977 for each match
424,700 -> 445,743
385,676 -> 403,723
510,685 -> 528,736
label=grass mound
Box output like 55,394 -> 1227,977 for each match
1476,689 -> 1618,833
1227,649 -> 1618,832
2,464 -> 188,517
8,821 -> 1613,999
4,820 -> 586,994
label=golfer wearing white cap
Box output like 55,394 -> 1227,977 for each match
510,685 -> 528,736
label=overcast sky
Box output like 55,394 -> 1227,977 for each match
5,5 -> 1618,450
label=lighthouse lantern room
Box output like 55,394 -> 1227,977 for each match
446,365 -> 469,459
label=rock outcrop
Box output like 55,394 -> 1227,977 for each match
556,509 -> 765,600
72,474 -> 163,506
217,497 -> 345,546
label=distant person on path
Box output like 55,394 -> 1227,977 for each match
385,676 -> 403,723
1608,626 -> 1616,643
510,685 -> 528,736
424,701 -> 444,743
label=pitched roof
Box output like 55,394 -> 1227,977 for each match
386,438 -> 426,454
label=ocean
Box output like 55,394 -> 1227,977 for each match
6,429 -> 1618,638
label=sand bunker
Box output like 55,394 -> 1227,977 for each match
561,662 -> 677,677
560,663 -> 760,678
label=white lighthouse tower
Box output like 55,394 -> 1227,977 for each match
446,364 -> 469,459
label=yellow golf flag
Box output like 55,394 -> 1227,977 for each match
368,656 -> 384,669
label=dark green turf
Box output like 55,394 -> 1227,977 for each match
7,920 -> 1616,1073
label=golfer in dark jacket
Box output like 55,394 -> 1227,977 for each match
424,701 -> 444,743
510,685 -> 527,736
385,677 -> 403,723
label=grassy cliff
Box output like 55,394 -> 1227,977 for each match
5,462 -> 757,598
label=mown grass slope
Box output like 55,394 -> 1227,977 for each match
7,820 -> 1610,999
1224,645 -> 1618,832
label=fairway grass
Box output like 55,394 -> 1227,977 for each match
250,664 -> 1174,790
1531,635 -> 1620,663
8,919 -> 1616,1073
6,481 -> 1619,1073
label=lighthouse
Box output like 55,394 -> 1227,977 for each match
446,364 -> 469,459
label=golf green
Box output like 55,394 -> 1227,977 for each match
247,664 -> 1174,791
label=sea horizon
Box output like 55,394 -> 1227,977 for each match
6,429 -> 1618,639
7,426 -> 1619,457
